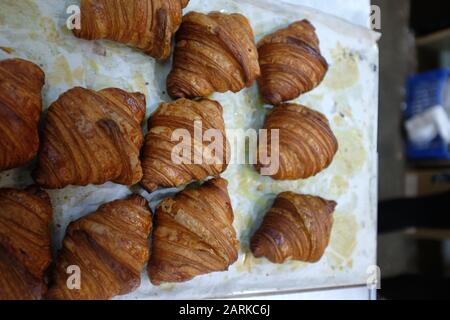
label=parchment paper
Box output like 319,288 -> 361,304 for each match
0,0 -> 379,299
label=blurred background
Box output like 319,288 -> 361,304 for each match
373,0 -> 450,300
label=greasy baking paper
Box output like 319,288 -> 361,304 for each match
0,0 -> 379,299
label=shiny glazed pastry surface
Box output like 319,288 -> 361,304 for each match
0,186 -> 52,300
256,103 -> 338,180
148,178 -> 239,285
47,195 -> 152,300
33,87 -> 146,189
257,20 -> 328,105
167,11 -> 260,98
251,192 -> 336,264
73,0 -> 189,60
141,98 -> 229,192
0,58 -> 45,172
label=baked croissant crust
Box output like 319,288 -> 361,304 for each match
0,186 -> 52,300
0,59 -> 45,172
256,103 -> 338,180
148,178 -> 239,285
251,192 -> 336,264
141,98 -> 229,192
167,11 -> 261,98
257,20 -> 328,105
33,87 -> 146,189
73,0 -> 189,60
46,195 -> 152,300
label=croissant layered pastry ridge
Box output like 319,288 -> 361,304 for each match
257,20 -> 328,105
141,98 -> 230,192
33,86 -> 146,189
251,192 -> 336,264
148,178 -> 239,285
167,11 -> 261,98
0,58 -> 45,172
46,194 -> 152,300
73,0 -> 189,60
0,186 -> 52,300
257,103 -> 338,180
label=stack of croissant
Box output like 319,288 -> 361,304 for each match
0,0 -> 344,300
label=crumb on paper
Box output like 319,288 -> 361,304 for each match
0,47 -> 14,54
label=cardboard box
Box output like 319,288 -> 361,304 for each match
405,168 -> 450,197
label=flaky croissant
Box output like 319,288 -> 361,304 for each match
167,11 -> 260,98
73,0 -> 189,60
251,192 -> 336,264
0,186 -> 52,300
257,20 -> 328,105
33,87 -> 146,189
0,59 -> 45,172
46,195 -> 152,300
256,103 -> 338,180
141,98 -> 229,192
149,178 -> 239,285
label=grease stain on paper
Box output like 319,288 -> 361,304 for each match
39,16 -> 60,42
0,0 -> 40,28
326,213 -> 358,268
332,128 -> 367,177
132,72 -> 149,98
236,250 -> 264,273
47,55 -> 73,86
324,43 -> 360,90
329,175 -> 349,197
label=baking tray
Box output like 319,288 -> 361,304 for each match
0,0 -> 379,299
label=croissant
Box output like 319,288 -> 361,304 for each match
0,59 -> 45,172
0,186 -> 52,300
251,192 -> 336,264
257,20 -> 328,105
167,11 -> 261,98
256,103 -> 338,180
73,0 -> 189,60
33,87 -> 146,189
46,195 -> 152,300
148,178 -> 239,285
141,98 -> 229,192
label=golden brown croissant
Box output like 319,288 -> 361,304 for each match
256,103 -> 338,180
33,87 -> 146,189
0,186 -> 52,300
141,98 -> 229,192
257,20 -> 328,105
251,192 -> 336,264
73,0 -> 189,60
0,59 -> 45,172
46,195 -> 152,300
167,11 -> 261,98
148,178 -> 239,285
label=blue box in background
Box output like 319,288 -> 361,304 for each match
405,68 -> 450,161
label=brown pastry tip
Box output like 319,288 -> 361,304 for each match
140,98 -> 230,192
167,11 -> 260,98
0,187 -> 52,300
33,87 -> 146,189
251,192 -> 336,264
73,0 -> 187,60
25,185 -> 52,206
256,103 -> 338,180
0,58 -> 45,172
257,19 -> 328,105
46,194 -> 152,300
181,0 -> 190,8
148,178 -> 239,285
